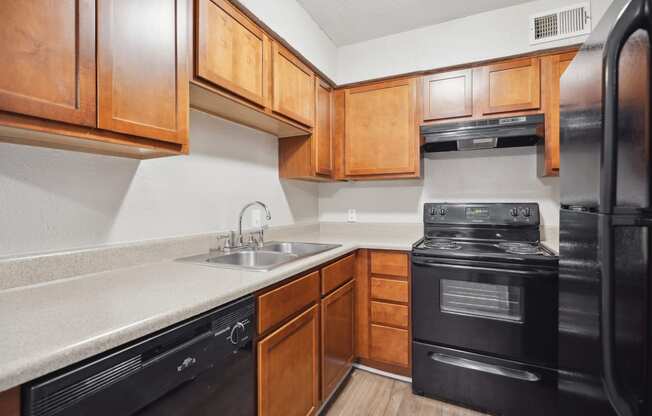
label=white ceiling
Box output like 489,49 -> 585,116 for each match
297,0 -> 533,46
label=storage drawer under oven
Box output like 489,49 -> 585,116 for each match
413,342 -> 558,416
412,258 -> 558,366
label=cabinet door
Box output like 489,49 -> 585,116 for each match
97,0 -> 189,143
344,78 -> 419,177
478,57 -> 541,115
196,0 -> 268,107
0,0 -> 96,126
272,43 -> 315,127
321,280 -> 355,399
315,79 -> 333,176
422,69 -> 473,121
258,305 -> 319,416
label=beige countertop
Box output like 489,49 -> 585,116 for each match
0,224 -> 421,392
0,222 -> 559,392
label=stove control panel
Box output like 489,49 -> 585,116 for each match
424,203 -> 540,226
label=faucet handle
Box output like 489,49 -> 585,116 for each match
213,232 -> 231,251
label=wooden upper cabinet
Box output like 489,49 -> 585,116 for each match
97,0 -> 189,143
540,51 -> 576,176
258,305 -> 320,416
478,57 -> 541,115
422,69 -> 473,122
321,281 -> 355,400
343,78 -> 419,178
0,0 -> 96,127
196,0 -> 268,107
315,79 -> 333,176
272,43 -> 315,127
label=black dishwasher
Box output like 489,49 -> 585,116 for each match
23,295 -> 255,416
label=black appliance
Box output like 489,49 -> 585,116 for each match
420,114 -> 544,152
412,202 -> 559,416
559,0 -> 652,415
22,296 -> 255,416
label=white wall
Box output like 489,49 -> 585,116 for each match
239,0 -> 338,80
319,147 -> 560,229
336,0 -> 613,84
0,111 -> 318,258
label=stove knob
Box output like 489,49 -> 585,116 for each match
229,322 -> 246,345
439,208 -> 447,216
429,207 -> 436,215
520,207 -> 531,217
509,208 -> 518,217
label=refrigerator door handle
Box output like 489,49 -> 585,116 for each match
599,2 -> 650,415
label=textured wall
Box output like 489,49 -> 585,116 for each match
0,111 -> 318,257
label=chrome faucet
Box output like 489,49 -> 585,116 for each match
238,201 -> 272,247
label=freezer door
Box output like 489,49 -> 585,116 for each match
560,0 -> 651,213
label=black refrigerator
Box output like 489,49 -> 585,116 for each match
559,0 -> 651,415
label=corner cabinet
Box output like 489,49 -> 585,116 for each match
278,78 -> 333,180
0,0 -> 189,158
338,78 -> 421,180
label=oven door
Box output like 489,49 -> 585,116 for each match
412,256 -> 558,366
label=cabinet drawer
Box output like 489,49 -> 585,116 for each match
370,278 -> 408,303
321,254 -> 355,295
370,324 -> 409,367
370,251 -> 408,278
371,301 -> 408,329
258,271 -> 320,334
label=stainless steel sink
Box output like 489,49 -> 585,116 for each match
261,242 -> 340,256
177,241 -> 341,272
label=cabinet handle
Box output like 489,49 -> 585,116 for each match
430,353 -> 540,382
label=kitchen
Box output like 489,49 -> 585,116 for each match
0,0 -> 649,415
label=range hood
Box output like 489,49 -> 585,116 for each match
420,114 -> 545,153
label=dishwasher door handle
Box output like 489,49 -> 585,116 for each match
430,352 -> 541,382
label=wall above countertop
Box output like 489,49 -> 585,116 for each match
318,146 -> 560,228
0,111 -> 318,258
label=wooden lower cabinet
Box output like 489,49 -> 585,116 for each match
370,324 -> 409,367
356,249 -> 411,376
321,280 -> 355,399
0,388 -> 19,416
258,305 -> 320,416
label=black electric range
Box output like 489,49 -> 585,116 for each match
411,203 -> 559,416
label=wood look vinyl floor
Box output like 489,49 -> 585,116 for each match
325,369 -> 488,416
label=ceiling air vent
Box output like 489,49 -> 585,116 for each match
529,2 -> 591,44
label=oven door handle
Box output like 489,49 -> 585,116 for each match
430,353 -> 540,382
412,257 -> 541,275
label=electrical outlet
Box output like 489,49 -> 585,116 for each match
251,210 -> 262,227
347,209 -> 357,223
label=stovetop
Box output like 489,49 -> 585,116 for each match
413,237 -> 557,264
413,203 -> 558,266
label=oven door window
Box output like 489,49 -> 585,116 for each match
440,279 -> 524,323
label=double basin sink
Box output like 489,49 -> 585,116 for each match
178,242 -> 341,272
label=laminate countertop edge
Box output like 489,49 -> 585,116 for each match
0,231 -> 419,392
